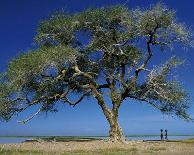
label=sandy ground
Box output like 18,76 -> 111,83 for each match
0,140 -> 194,155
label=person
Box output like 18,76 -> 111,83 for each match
165,129 -> 168,140
160,129 -> 164,141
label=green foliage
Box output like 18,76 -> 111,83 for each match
7,45 -> 78,90
137,57 -> 191,120
0,98 -> 18,121
36,13 -> 77,46
137,3 -> 175,33
0,3 -> 193,123
75,6 -> 133,50
134,3 -> 193,48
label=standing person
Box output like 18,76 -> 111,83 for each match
160,129 -> 164,141
165,129 -> 168,140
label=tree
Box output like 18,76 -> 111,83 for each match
0,3 -> 193,142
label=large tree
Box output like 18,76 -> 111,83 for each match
0,3 -> 193,142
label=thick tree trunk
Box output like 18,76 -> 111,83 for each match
92,84 -> 126,143
104,109 -> 126,143
108,116 -> 125,142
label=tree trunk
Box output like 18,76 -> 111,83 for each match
92,86 -> 126,142
105,110 -> 126,143
108,116 -> 125,142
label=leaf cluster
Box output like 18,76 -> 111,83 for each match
0,3 -> 193,121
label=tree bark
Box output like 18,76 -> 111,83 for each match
108,116 -> 125,142
104,109 -> 126,143
91,84 -> 125,142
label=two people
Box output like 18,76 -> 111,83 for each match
160,129 -> 168,140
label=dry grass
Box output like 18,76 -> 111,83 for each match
0,140 -> 194,155
181,138 -> 194,143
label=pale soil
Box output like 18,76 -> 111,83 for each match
0,140 -> 194,155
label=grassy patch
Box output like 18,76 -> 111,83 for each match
181,138 -> 194,143
36,136 -> 99,142
149,147 -> 166,152
0,147 -> 139,155
142,150 -> 154,154
63,148 -> 138,155
0,147 -> 48,155
167,138 -> 194,144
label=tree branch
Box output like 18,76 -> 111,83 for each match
17,108 -> 42,124
127,95 -> 162,111
63,91 -> 90,107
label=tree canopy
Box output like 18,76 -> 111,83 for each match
0,3 -> 193,142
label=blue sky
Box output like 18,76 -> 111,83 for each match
0,0 -> 194,136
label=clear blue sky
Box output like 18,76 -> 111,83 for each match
0,0 -> 194,136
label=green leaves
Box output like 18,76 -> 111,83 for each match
7,46 -> 78,90
137,3 -> 175,33
0,97 -> 19,121
133,3 -> 193,48
36,13 -> 77,46
0,3 -> 193,122
75,6 -> 133,51
138,57 -> 191,120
